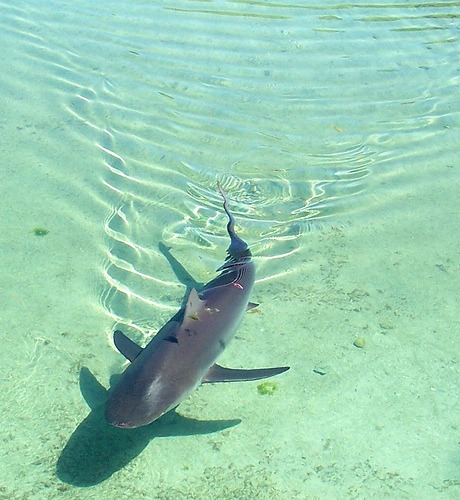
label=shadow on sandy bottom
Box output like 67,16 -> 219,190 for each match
56,367 -> 240,486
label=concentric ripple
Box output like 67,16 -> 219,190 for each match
2,0 -> 457,333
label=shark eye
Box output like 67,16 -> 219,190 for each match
164,335 -> 178,343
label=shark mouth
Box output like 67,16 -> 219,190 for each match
111,421 -> 130,428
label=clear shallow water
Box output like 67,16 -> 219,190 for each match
1,0 -> 459,498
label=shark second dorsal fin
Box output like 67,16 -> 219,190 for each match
202,363 -> 290,383
113,330 -> 143,362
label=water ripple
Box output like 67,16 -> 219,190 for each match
1,0 -> 457,332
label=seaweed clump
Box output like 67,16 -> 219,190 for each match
257,381 -> 279,396
32,227 -> 49,237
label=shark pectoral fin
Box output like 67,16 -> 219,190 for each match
113,330 -> 143,362
203,363 -> 290,383
246,301 -> 259,311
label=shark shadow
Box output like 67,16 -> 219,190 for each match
56,367 -> 240,487
57,242 -> 235,486
58,184 -> 289,486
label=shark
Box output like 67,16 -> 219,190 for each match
105,183 -> 290,428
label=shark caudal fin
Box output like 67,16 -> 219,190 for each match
202,363 -> 290,383
217,182 -> 251,266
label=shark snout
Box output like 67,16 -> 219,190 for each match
105,390 -> 169,429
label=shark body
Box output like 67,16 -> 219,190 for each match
105,184 -> 289,428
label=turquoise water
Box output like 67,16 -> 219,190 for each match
1,0 -> 459,497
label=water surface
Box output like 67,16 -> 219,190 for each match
1,0 -> 459,498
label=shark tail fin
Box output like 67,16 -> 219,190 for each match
217,182 -> 252,263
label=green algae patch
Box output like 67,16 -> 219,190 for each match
32,227 -> 49,237
257,381 -> 279,396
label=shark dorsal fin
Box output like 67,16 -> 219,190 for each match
183,288 -> 206,322
113,330 -> 143,362
202,363 -> 290,383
